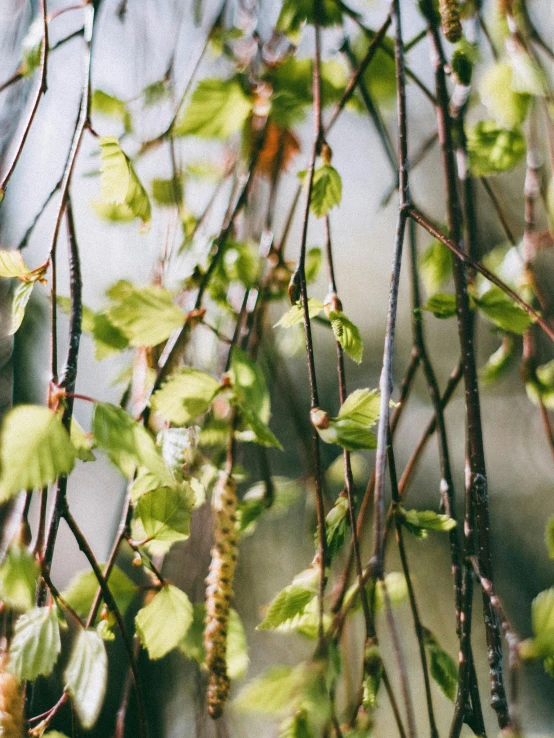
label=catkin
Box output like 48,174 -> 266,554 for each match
439,0 -> 462,42
204,473 -> 238,719
0,664 -> 24,738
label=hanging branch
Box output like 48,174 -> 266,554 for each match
420,3 -> 511,730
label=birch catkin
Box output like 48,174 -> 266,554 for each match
204,473 -> 238,719
439,0 -> 462,42
0,662 -> 23,738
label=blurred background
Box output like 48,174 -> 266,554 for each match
0,0 -> 553,736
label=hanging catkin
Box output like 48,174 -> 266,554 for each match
439,0 -> 462,42
204,473 -> 238,719
0,660 -> 24,738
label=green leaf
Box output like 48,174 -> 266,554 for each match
91,90 -> 132,132
421,293 -> 457,319
61,566 -> 137,620
532,588 -> 554,653
142,79 -> 170,106
475,287 -> 533,334
423,628 -> 457,701
236,405 -> 283,450
9,606 -> 61,680
136,485 -> 192,543
0,406 -> 76,501
316,389 -> 381,451
480,337 -> 515,384
151,178 -> 183,206
258,569 -> 318,630
91,313 -> 130,359
237,477 -> 301,534
21,17 -> 43,76
479,62 -> 530,128
467,121 -> 526,176
362,643 -> 383,709
180,604 -> 249,680
64,629 -> 108,729
398,506 -> 456,538
0,250 -> 45,281
70,418 -> 96,462
324,496 -> 350,561
230,347 -> 270,423
135,584 -> 193,659
310,165 -> 342,218
546,517 -> 554,560
305,248 -> 322,283
93,402 -> 171,483
275,299 -> 324,328
235,665 -> 297,715
150,367 -> 219,425
107,284 -> 185,347
374,572 -> 408,611
9,280 -> 35,335
418,240 -> 453,294
0,545 -> 39,612
98,136 -> 151,223
277,0 -> 343,39
279,711 -> 315,738
329,311 -> 363,363
173,78 -> 252,139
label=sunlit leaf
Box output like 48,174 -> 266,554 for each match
398,506 -> 456,538
9,281 -> 35,335
418,240 -> 453,295
0,546 -> 39,612
329,311 -> 363,363
91,90 -> 132,132
0,406 -> 76,501
99,137 -> 151,223
64,629 -> 108,728
423,628 -> 457,702
480,336 -> 515,384
150,367 -> 219,425
467,121 -> 525,176
135,584 -> 193,659
258,569 -> 318,631
136,485 -> 192,543
9,606 -> 61,681
173,78 -> 252,139
276,299 -> 324,328
107,284 -> 185,347
480,62 -> 530,128
61,566 -> 137,620
421,293 -> 457,319
475,287 -> 533,334
310,165 -> 342,218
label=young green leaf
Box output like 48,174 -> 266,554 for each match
136,485 -> 192,543
329,311 -> 363,364
61,566 -> 137,620
531,588 -> 554,657
418,239 -> 453,295
398,506 -> 456,538
310,165 -> 342,218
279,710 -> 315,738
180,604 -> 249,680
423,628 -> 457,702
235,405 -> 283,450
136,584 -> 193,659
70,418 -> 96,462
234,665 -> 298,715
0,250 -> 46,281
480,336 -> 515,384
275,299 -> 324,328
467,121 -> 526,176
475,286 -> 533,334
0,546 -> 39,612
421,293 -> 458,319
324,496 -> 350,561
9,281 -> 35,335
64,629 -> 108,729
98,137 -> 151,223
305,248 -> 322,283
362,643 -> 383,709
479,62 -> 530,128
315,389 -> 381,451
150,367 -> 219,425
21,17 -> 43,76
258,569 -> 318,631
0,405 -> 76,501
173,78 -> 252,139
151,178 -> 183,206
107,284 -> 185,347
277,0 -> 343,39
91,90 -> 132,132
9,606 -> 61,681
93,402 -> 172,483
230,347 -> 270,423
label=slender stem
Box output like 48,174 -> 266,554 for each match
371,0 -> 410,580
0,0 -> 49,195
421,8 -> 510,729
